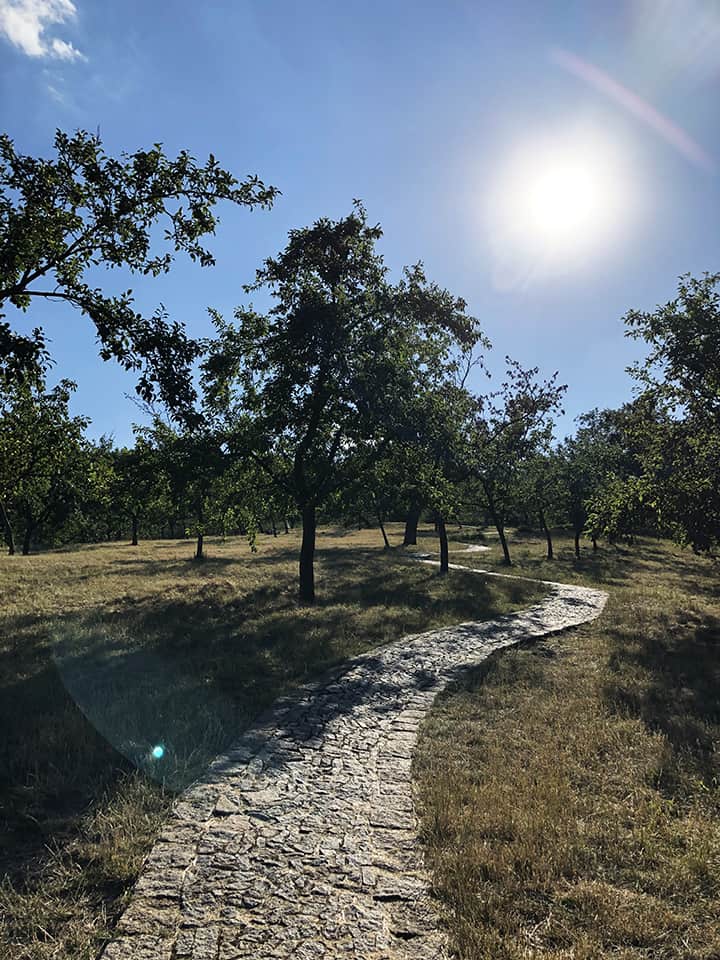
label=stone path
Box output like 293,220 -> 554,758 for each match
101,564 -> 607,960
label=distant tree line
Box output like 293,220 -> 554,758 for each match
1,130 -> 717,602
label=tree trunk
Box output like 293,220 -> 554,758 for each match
403,501 -> 421,546
539,508 -> 553,560
592,536 -> 598,552
438,514 -> 449,573
483,492 -> 512,567
497,523 -> 511,565
0,500 -> 15,556
378,511 -> 390,549
195,531 -> 204,560
22,524 -> 33,556
270,515 -> 278,537
487,493 -> 511,564
574,528 -> 581,558
131,515 -> 139,546
299,504 -> 317,604
283,518 -> 290,534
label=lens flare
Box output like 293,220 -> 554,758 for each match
151,744 -> 165,760
550,48 -> 714,172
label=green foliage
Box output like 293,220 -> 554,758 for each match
623,273 -> 720,554
469,360 -> 565,561
110,441 -> 168,543
0,129 -> 277,412
625,271 -> 720,418
0,377 -> 89,553
557,421 -> 615,536
202,203 -> 483,597
517,450 -> 563,525
631,416 -> 720,553
585,474 -> 652,545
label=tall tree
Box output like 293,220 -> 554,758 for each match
0,129 -> 277,412
469,361 -> 565,564
202,204 -> 481,601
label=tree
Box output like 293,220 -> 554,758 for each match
144,419 -> 226,560
625,272 -> 720,422
339,379 -> 479,568
469,361 -> 565,564
518,450 -> 564,560
554,410 -> 632,558
555,435 -> 602,558
402,383 -> 478,573
69,437 -> 119,544
111,441 -> 166,546
0,377 -> 89,554
569,403 -> 656,550
202,204 -> 481,601
396,382 -> 480,551
623,272 -> 720,554
0,129 -> 277,412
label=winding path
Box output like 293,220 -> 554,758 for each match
101,562 -> 607,960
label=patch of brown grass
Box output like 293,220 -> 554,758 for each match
414,531 -> 720,959
0,524 -> 544,960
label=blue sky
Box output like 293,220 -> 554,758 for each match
2,0 -> 719,444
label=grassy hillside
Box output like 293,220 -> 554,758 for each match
0,524 -> 544,960
415,530 -> 720,959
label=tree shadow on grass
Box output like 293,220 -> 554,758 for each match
603,609 -> 720,797
0,541 -> 542,886
108,555 -> 238,576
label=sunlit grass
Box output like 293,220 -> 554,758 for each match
414,529 -> 720,958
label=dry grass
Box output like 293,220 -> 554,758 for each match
414,528 -> 720,959
0,523 -> 544,960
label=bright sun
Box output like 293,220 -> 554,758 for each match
524,162 -> 601,247
486,128 -> 633,286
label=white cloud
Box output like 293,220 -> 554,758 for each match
0,0 -> 85,61
50,35 -> 84,60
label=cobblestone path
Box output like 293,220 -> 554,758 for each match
102,564 -> 607,960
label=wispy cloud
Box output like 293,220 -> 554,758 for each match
0,0 -> 85,61
45,81 -> 65,102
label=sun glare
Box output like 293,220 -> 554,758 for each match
525,162 -> 600,247
486,129 -> 634,287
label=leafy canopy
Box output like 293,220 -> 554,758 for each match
202,202 -> 482,511
0,128 -> 278,411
